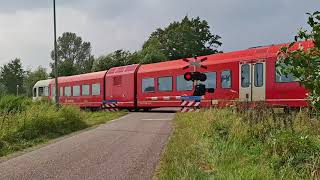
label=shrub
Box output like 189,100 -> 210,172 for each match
0,101 -> 88,156
0,95 -> 32,113
157,108 -> 320,179
0,97 -> 125,157
278,11 -> 320,110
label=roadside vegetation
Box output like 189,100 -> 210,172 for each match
278,11 -> 320,110
0,96 -> 125,157
156,108 -> 320,180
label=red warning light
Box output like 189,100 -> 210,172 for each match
184,72 -> 192,81
184,72 -> 207,82
186,74 -> 191,80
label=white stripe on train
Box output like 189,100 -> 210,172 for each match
146,96 -> 182,101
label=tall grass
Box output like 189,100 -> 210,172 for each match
0,96 -> 125,157
0,95 -> 32,113
156,108 -> 320,180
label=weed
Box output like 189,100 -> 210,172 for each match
0,97 -> 126,157
156,108 -> 320,180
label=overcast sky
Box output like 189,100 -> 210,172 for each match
0,0 -> 319,70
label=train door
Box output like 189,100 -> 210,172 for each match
239,61 -> 266,101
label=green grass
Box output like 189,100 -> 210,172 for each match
0,97 -> 126,157
156,109 -> 320,180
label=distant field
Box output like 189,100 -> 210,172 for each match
156,109 -> 320,180
0,96 -> 126,157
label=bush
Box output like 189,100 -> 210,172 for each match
0,95 -> 32,113
210,109 -> 320,179
4,105 -> 88,141
157,109 -> 320,180
0,102 -> 88,155
278,11 -> 320,110
0,98 -> 125,157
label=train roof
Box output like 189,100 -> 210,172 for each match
106,64 -> 139,76
33,79 -> 53,88
51,70 -> 108,84
138,41 -> 313,73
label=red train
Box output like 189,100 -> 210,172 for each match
33,41 -> 313,110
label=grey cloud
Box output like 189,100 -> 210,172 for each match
0,0 -> 61,12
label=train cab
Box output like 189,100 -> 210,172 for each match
33,79 -> 52,101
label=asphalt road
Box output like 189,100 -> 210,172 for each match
0,112 -> 175,180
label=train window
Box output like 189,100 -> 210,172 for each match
221,70 -> 232,88
38,87 -> 44,96
276,73 -> 296,83
158,76 -> 173,92
73,86 -> 80,96
177,75 -> 193,91
275,63 -> 297,82
65,86 -> 71,97
241,64 -> 250,88
92,83 -> 101,96
33,88 -> 37,97
52,86 -> 56,96
113,76 -> 122,86
254,63 -> 264,87
60,87 -> 64,97
200,72 -> 217,89
142,78 -> 155,92
82,85 -> 90,96
44,87 -> 49,96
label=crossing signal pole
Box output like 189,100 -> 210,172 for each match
53,0 -> 59,108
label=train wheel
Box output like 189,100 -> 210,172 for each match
143,108 -> 151,112
127,108 -> 135,112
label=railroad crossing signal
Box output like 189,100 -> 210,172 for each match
184,72 -> 207,82
183,56 -> 208,82
182,56 -> 211,96
182,56 -> 208,71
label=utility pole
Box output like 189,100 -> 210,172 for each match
53,0 -> 59,108
16,85 -> 19,96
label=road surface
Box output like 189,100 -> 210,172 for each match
0,112 -> 174,180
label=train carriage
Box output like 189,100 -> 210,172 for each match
104,64 -> 140,110
49,71 -> 108,109
136,41 -> 313,108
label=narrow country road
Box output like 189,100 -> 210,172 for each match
0,112 -> 175,180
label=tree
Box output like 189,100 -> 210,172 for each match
0,83 -> 7,97
50,32 -> 94,76
278,11 -> 320,110
138,38 -> 167,64
141,16 -> 222,63
24,67 -> 48,97
0,58 -> 25,95
92,55 -> 113,72
92,49 -> 137,71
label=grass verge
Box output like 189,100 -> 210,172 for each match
0,98 -> 125,157
156,109 -> 320,180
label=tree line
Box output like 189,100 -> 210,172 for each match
0,59 -> 48,97
0,16 -> 222,96
51,16 -> 222,76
